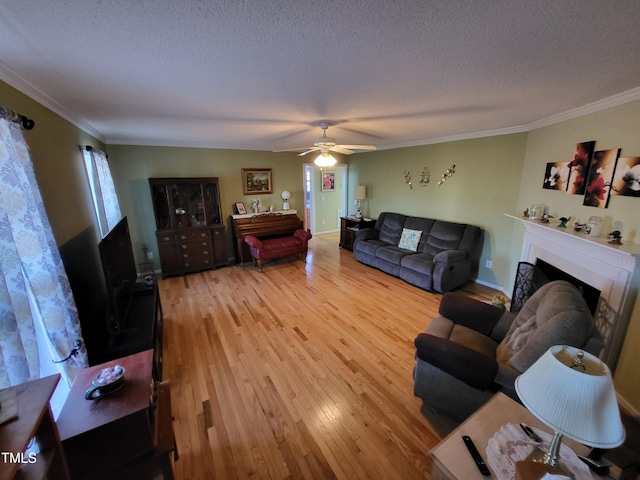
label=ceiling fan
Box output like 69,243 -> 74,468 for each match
275,121 -> 377,166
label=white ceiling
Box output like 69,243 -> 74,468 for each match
2,0 -> 640,152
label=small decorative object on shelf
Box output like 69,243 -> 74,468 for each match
540,213 -> 552,223
558,216 -> 571,228
523,208 -> 529,218
574,220 -> 586,232
250,198 -> 262,213
608,230 -> 623,245
491,295 -> 506,309
281,190 -> 290,210
529,204 -> 544,220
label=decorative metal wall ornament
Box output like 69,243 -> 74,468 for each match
437,165 -> 456,186
404,170 -> 413,189
405,167 -> 431,189
419,167 -> 430,186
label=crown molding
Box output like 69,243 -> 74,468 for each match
526,86 -> 640,131
3,57 -> 640,150
0,61 -> 105,142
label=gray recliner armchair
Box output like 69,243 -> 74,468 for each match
413,280 -> 604,425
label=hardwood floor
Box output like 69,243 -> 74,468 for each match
159,232 -> 498,480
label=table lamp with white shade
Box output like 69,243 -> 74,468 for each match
354,185 -> 366,219
281,190 -> 290,211
515,345 -> 625,476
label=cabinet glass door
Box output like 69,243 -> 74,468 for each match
203,182 -> 222,225
151,183 -> 172,230
171,183 -> 206,228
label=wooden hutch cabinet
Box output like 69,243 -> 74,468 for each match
149,177 -> 227,276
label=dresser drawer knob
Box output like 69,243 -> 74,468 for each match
203,251 -> 209,255
200,233 -> 207,238
180,235 -> 187,240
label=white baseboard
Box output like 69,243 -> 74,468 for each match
474,278 -> 510,297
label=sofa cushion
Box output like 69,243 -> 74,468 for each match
377,212 -> 407,244
414,332 -> 498,390
356,238 -> 391,256
422,221 -> 466,256
404,217 -> 435,251
496,280 -> 594,373
376,245 -> 412,265
398,228 -> 422,251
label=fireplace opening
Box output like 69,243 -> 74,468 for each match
535,259 -> 601,315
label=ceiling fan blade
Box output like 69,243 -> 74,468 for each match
273,146 -> 316,153
297,147 -> 320,156
331,146 -> 354,155
336,145 -> 378,151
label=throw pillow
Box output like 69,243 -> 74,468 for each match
398,228 -> 421,252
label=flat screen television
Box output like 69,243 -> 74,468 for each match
98,216 -> 138,332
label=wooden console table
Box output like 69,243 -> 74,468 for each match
430,392 -> 619,480
231,210 -> 302,263
57,350 -> 155,480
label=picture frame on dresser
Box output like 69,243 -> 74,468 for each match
242,168 -> 272,195
235,202 -> 247,214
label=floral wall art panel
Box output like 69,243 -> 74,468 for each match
583,148 -> 620,208
611,156 -> 640,197
543,161 -> 570,190
567,140 -> 596,195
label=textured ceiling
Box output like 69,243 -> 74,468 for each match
1,0 -> 640,152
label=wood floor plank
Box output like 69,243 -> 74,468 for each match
160,232 -> 498,479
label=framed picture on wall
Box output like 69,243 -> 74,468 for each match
241,168 -> 272,195
322,172 -> 335,192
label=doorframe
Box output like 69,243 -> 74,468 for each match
302,163 -> 348,234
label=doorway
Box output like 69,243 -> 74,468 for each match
303,164 -> 348,234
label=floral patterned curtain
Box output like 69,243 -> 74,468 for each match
82,147 -> 122,238
0,115 -> 88,388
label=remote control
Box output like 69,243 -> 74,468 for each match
462,435 -> 491,476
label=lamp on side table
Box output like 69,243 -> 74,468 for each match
354,185 -> 366,220
514,345 -> 625,478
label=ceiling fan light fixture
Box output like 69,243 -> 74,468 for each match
314,146 -> 337,167
314,151 -> 337,167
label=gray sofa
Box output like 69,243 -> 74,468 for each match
353,212 -> 482,293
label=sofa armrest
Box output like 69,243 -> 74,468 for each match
433,249 -> 467,263
414,333 -> 498,389
355,227 -> 379,242
244,235 -> 262,249
294,229 -> 312,242
439,292 -> 505,336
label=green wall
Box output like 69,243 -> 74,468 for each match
105,145 -> 308,263
513,100 -> 640,410
348,133 -> 528,290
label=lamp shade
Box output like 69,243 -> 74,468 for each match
515,345 -> 625,449
354,185 -> 366,200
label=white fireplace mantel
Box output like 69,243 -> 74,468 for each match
507,214 -> 640,369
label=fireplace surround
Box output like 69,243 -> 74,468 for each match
507,214 -> 640,370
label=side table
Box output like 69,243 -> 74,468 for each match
57,350 -> 154,480
0,375 -> 70,480
430,392 -> 620,480
339,216 -> 376,250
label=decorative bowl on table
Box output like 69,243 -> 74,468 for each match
84,365 -> 125,400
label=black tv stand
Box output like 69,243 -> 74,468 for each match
93,277 -> 163,381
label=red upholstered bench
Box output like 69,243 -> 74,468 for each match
244,229 -> 312,272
